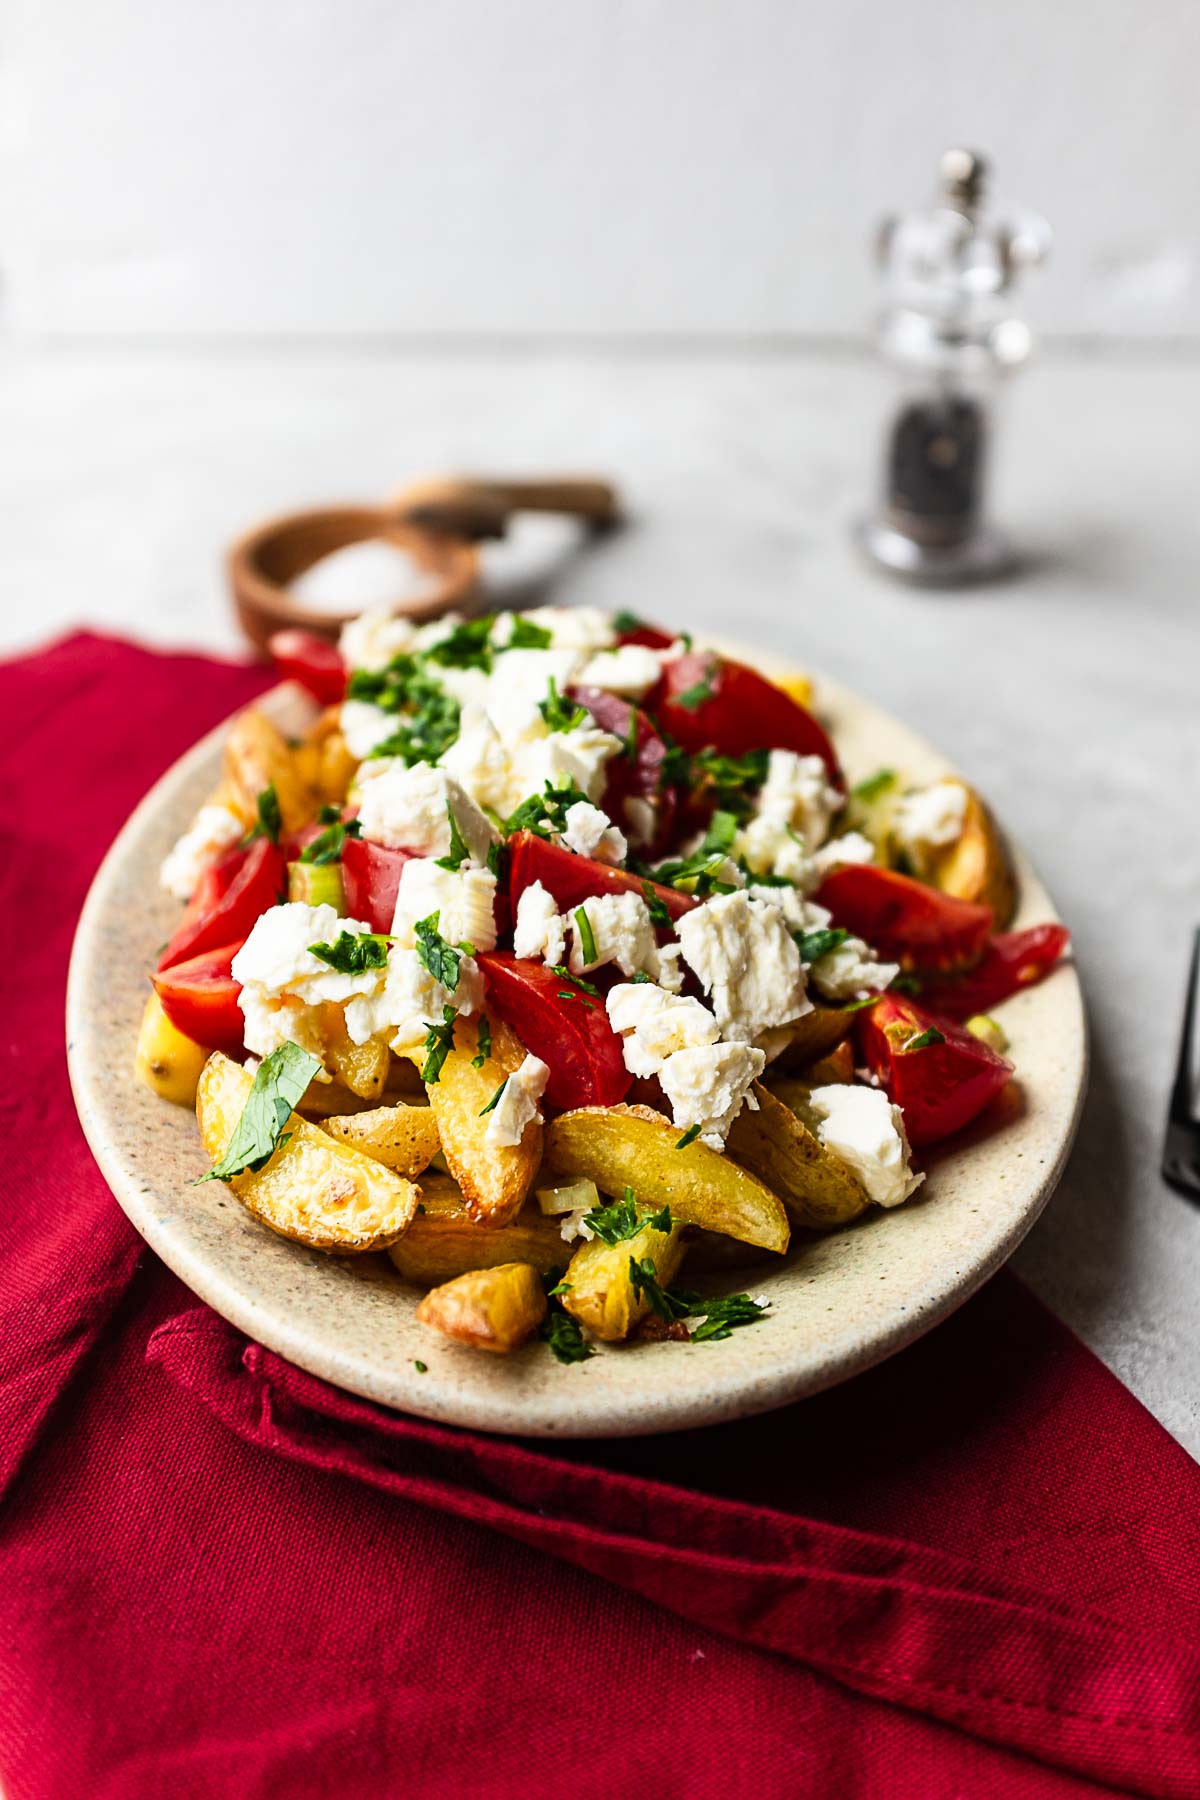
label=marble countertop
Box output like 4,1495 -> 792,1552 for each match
8,341 -> 1197,1456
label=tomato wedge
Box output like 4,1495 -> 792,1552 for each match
857,993 -> 1013,1147
153,942 -> 246,1057
341,836 -> 417,932
918,923 -> 1070,1019
653,651 -> 842,783
268,629 -> 347,707
508,830 -> 695,926
570,688 -> 679,853
615,619 -> 675,651
158,838 -> 286,972
815,864 -> 993,974
477,952 -> 631,1109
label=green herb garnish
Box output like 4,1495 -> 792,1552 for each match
414,1360 -> 427,1373
538,677 -> 588,734
478,1077 -> 508,1117
573,905 -> 598,965
674,1124 -> 702,1149
421,1007 -> 457,1083
641,882 -> 673,929
630,970 -> 654,984
675,658 -> 718,712
423,615 -> 494,672
197,1042 -> 321,1183
582,1188 -> 654,1246
690,747 -> 770,818
547,964 -> 601,997
503,778 -> 591,840
308,930 -> 390,974
629,1256 -> 692,1321
414,913 -> 463,992
688,1293 -> 769,1342
472,1016 -> 492,1068
299,815 -> 361,866
244,783 -> 282,847
612,610 -> 644,634
794,926 -> 848,965
904,1025 -> 946,1051
435,803 -> 471,872
505,616 -> 553,650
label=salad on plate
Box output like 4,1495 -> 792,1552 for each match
137,605 -> 1070,1361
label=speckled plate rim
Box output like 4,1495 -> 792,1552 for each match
67,647 -> 1087,1439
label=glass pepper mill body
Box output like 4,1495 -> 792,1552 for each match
855,149 -> 1050,584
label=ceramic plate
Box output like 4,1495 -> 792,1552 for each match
67,650 -> 1086,1438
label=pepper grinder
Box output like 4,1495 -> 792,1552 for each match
855,149 -> 1050,584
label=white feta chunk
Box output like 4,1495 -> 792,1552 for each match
357,762 -> 496,864
891,781 -> 969,867
338,607 -> 418,672
391,858 -> 498,953
623,795 -> 657,848
232,903 -> 391,1055
746,885 -> 830,933
560,800 -> 627,865
160,803 -> 244,901
340,698 -> 403,762
382,943 -> 484,1056
513,880 -> 567,966
576,644 -> 663,699
513,606 -> 616,654
736,815 -> 817,888
676,891 -> 811,1041
658,1041 -> 766,1149
483,1053 -> 551,1148
807,1085 -> 924,1208
511,721 -> 623,808
569,892 -> 660,980
808,937 -> 898,1002
606,982 -> 720,1078
757,749 -> 841,850
811,831 -> 877,875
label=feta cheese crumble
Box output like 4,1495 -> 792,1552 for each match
807,1085 -> 924,1208
483,1053 -> 551,1148
576,643 -> 662,698
391,857 -> 499,952
560,800 -> 627,865
757,750 -> 841,850
657,1041 -> 766,1150
232,903 -> 391,1057
160,803 -> 244,901
892,781 -> 968,863
513,880 -> 567,966
605,982 -> 720,1079
357,763 -> 496,864
568,892 -> 661,981
338,606 -> 418,672
676,891 -> 812,1041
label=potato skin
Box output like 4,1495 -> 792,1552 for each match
926,783 -> 1016,929
388,1177 -> 566,1285
319,1103 -> 440,1178
727,1084 -> 868,1230
196,1053 -> 419,1253
542,1104 -> 790,1255
425,1017 -> 541,1228
223,708 -> 319,834
135,992 -> 208,1106
770,1005 -> 857,1073
563,1216 -> 687,1342
416,1262 -> 547,1353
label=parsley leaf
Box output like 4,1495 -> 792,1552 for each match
629,1256 -> 693,1321
245,783 -> 282,846
690,747 -> 770,818
505,616 -> 553,650
675,658 -> 719,712
414,1360 -> 428,1373
435,803 -> 471,871
420,1007 -> 457,1083
674,1124 -> 702,1149
414,913 -> 462,992
478,1077 -> 508,1117
541,1302 -> 595,1364
197,1042 -> 321,1183
852,768 -> 896,803
794,926 -> 849,964
299,815 -> 361,866
472,1016 -> 492,1068
308,930 -> 390,974
701,809 -> 738,857
547,964 -> 601,997
641,881 -> 673,929
903,1025 -> 946,1051
503,778 -> 591,840
612,609 -> 644,634
582,1188 -> 644,1245
423,616 -> 494,671
689,1293 -> 769,1343
538,677 -> 588,734
365,667 -> 461,765
573,905 -> 598,965
630,969 -> 654,984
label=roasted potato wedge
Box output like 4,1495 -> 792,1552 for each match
793,1038 -> 856,1086
769,1004 -> 858,1072
727,1083 -> 868,1230
197,1053 -> 419,1252
135,991 -> 208,1106
319,1102 -> 440,1178
223,708 -> 319,834
425,1017 -> 540,1228
562,1213 -> 688,1342
297,1058 -> 424,1118
925,782 -> 1016,929
388,1175 -> 567,1285
325,1017 -> 390,1101
541,1104 -> 790,1255
416,1262 -> 547,1354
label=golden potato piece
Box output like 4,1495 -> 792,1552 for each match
416,1262 -> 547,1354
325,1017 -> 390,1101
562,1213 -> 688,1343
197,1053 -> 419,1253
320,1102 -> 440,1178
770,1004 -> 857,1073
135,991 -> 208,1107
223,707 -> 318,834
727,1083 -> 868,1230
926,782 -> 1016,929
792,1038 -> 856,1086
542,1104 -> 790,1255
388,1175 -> 567,1285
425,1017 -> 540,1228
297,1058 -> 424,1118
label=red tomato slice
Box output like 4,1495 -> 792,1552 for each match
653,651 -> 843,784
508,830 -> 696,925
341,836 -> 417,933
857,993 -> 1013,1147
153,942 -> 247,1057
477,952 -> 631,1109
918,923 -> 1071,1019
569,687 -> 678,853
268,629 -> 347,707
615,620 -> 675,651
815,864 -> 993,974
158,838 -> 286,972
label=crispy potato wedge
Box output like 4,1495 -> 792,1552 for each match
793,1038 -> 856,1086
297,1058 -> 424,1118
197,1053 -> 419,1252
135,992 -> 209,1106
325,1016 -> 391,1101
770,1004 -> 858,1072
425,1016 -> 540,1228
223,708 -> 319,834
726,1083 -> 868,1230
925,781 -> 1016,929
542,1104 -> 790,1255
563,1213 -> 688,1342
416,1262 -> 547,1354
388,1175 -> 567,1285
319,1102 -> 440,1177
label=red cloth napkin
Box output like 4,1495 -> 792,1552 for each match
3,631 -> 1199,1800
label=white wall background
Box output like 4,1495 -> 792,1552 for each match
2,0 -> 1199,340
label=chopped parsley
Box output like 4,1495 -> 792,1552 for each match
675,657 -> 719,712
852,768 -> 896,803
505,616 -> 553,650
540,1279 -> 595,1364
630,969 -> 654,984
414,913 -> 463,992
688,1293 -> 769,1343
434,803 -> 471,871
582,1188 -> 669,1245
478,1077 -> 508,1117
414,1360 -> 427,1373
420,1007 -> 457,1083
472,1016 -> 492,1067
904,1025 -> 946,1051
245,783 -> 282,846
503,778 -> 591,840
573,905 -> 598,965
538,677 -> 588,734
623,707 -> 640,761
629,1256 -> 693,1322
674,1124 -> 702,1150
658,737 -> 691,791
422,615 -> 494,672
690,747 -> 770,817
646,813 -> 740,897
197,1042 -> 321,1183
641,882 -> 673,929
356,659 -> 462,765
794,926 -> 849,965
547,965 -> 601,997
611,609 -> 644,634
299,815 -> 361,866
308,930 -> 390,974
